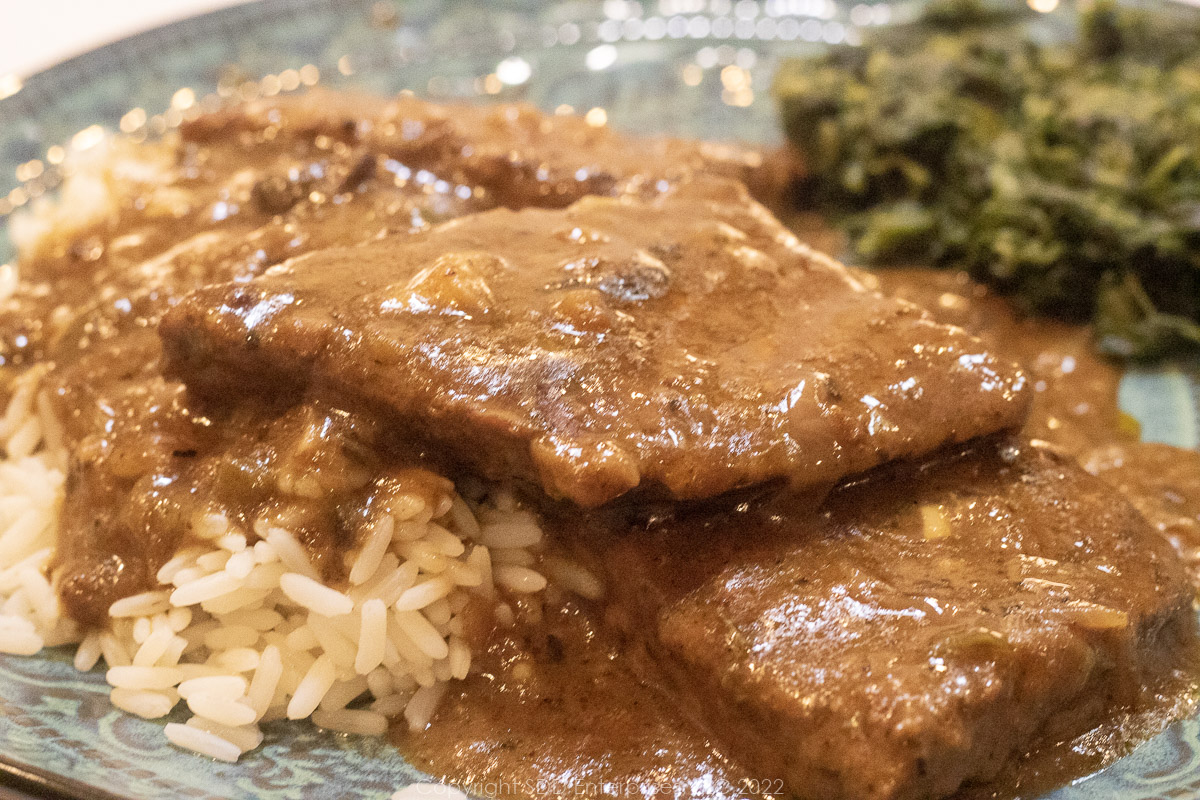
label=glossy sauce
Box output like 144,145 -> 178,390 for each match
412,595 -> 768,800
871,265 -> 1200,798
3,97 -> 1198,799
870,264 -> 1200,579
404,226 -> 1200,800
159,177 -> 1027,508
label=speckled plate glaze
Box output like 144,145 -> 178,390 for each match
0,1 -> 1198,798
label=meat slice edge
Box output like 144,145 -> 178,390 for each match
179,89 -> 784,209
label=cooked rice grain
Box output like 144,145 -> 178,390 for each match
312,707 -> 389,737
278,573 -> 355,616
111,688 -> 180,719
164,722 -> 242,763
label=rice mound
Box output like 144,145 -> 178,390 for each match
0,358 -> 589,763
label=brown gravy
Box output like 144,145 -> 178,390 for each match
4,96 -> 1198,800
401,231 -> 1200,799
410,596 -> 769,800
871,264 -> 1200,579
4,92 -> 768,625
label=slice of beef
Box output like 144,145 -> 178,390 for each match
592,438 -> 1192,800
179,90 -> 781,209
161,177 -> 1030,506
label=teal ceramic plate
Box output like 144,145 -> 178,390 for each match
0,1 -> 1198,798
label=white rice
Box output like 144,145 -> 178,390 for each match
178,675 -> 247,699
0,165 -> 608,767
109,591 -> 171,618
186,716 -> 265,753
312,707 -> 390,737
164,722 -> 242,764
111,687 -> 180,719
493,564 -> 549,594
278,573 -> 355,616
62,470 -> 566,762
404,683 -> 448,734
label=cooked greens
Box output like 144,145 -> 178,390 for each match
774,0 -> 1200,359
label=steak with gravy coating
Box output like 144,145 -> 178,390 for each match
162,178 -> 1029,506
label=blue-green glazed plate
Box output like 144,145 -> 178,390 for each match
0,1 -> 1198,798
